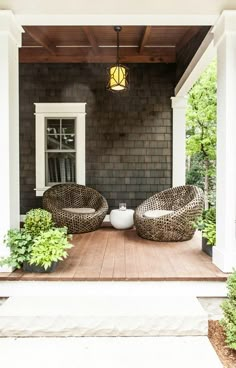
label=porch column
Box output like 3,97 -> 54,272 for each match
171,96 -> 187,187
0,11 -> 23,271
213,11 -> 236,272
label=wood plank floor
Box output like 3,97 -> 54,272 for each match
0,227 -> 227,281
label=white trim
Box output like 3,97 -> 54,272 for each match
0,11 -> 23,272
213,10 -> 236,47
104,215 -> 110,222
35,103 -> 86,196
0,11 -> 24,46
175,31 -> 216,97
213,247 -> 236,273
171,96 -> 187,187
35,103 -> 86,114
0,281 -> 227,298
171,96 -> 187,110
15,14 -> 219,27
212,11 -> 236,272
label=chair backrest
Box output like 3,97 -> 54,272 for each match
43,184 -> 104,210
158,185 -> 203,211
138,185 -> 203,212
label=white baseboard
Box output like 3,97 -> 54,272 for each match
20,215 -> 25,222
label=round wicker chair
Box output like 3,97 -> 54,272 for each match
43,184 -> 108,234
134,185 -> 204,242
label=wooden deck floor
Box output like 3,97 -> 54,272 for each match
0,227 -> 227,281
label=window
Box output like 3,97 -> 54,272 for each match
35,103 -> 86,196
46,118 -> 76,185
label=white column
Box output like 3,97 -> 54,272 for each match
171,96 -> 187,187
0,11 -> 23,271
213,11 -> 236,272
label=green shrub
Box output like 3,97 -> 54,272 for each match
221,271 -> 236,350
0,208 -> 72,272
0,229 -> 33,269
30,228 -> 72,270
194,207 -> 216,246
24,209 -> 53,237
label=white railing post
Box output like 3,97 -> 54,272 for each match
171,96 -> 187,187
0,11 -> 23,271
213,11 -> 236,272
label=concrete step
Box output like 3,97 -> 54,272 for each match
0,295 -> 208,337
0,337 -> 222,368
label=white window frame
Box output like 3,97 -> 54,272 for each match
35,102 -> 86,196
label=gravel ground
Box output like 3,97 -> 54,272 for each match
209,320 -> 236,368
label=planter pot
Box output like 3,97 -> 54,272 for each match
23,261 -> 58,273
202,237 -> 214,257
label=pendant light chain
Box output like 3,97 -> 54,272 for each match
117,28 -> 120,65
117,29 -> 120,85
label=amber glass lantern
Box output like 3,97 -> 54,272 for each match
107,26 -> 129,92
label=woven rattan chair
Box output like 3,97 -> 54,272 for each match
134,185 -> 204,242
43,184 -> 108,234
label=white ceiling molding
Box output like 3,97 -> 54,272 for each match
14,14 -> 218,26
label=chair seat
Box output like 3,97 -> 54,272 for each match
63,208 -> 96,214
143,209 -> 174,219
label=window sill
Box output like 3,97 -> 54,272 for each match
34,187 -> 50,197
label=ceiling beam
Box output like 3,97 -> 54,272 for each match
24,26 -> 57,55
176,26 -> 200,52
139,26 -> 152,54
82,26 -> 99,55
20,47 -> 176,63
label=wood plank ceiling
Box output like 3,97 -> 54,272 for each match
20,26 -> 209,63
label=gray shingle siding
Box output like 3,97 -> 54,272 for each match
20,63 -> 175,213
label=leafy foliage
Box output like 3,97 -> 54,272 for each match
30,228 -> 72,270
24,208 -> 53,237
0,208 -> 72,271
186,154 -> 204,190
186,60 -> 217,208
194,207 -> 216,246
0,229 -> 33,269
221,271 -> 236,350
186,60 -> 217,159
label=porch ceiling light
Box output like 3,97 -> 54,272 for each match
107,26 -> 129,92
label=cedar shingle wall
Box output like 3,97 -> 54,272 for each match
20,63 -> 175,213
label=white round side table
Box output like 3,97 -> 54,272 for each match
110,209 -> 134,230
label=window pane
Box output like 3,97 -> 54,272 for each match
62,134 -> 75,150
47,135 -> 60,150
46,152 -> 76,184
47,119 -> 60,135
62,119 -> 75,134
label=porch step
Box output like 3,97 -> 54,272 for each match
0,337 -> 222,368
0,295 -> 208,337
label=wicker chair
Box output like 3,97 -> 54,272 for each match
43,184 -> 108,234
134,185 -> 204,242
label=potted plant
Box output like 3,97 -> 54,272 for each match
0,208 -> 73,273
24,227 -> 72,273
194,207 -> 216,257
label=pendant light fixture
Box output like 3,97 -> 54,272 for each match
107,26 -> 129,92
